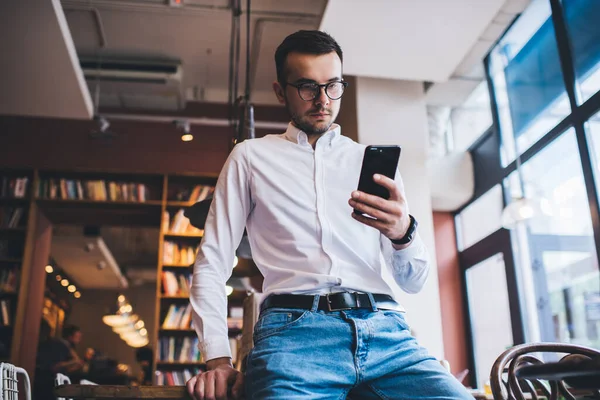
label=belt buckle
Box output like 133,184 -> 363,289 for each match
325,293 -> 353,312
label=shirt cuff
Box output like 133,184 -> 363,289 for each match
199,337 -> 233,363
391,233 -> 424,259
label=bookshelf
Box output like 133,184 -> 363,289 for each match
0,169 -> 33,362
0,167 -> 261,381
155,175 -> 209,386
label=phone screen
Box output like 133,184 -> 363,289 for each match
354,145 -> 401,215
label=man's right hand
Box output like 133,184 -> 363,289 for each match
186,357 -> 244,400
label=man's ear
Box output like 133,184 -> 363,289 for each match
273,81 -> 286,105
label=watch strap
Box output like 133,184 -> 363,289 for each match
390,215 -> 418,245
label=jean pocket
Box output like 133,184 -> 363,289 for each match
382,310 -> 410,332
253,308 -> 308,344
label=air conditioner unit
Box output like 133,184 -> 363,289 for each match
80,57 -> 185,111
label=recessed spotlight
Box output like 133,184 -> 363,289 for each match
56,275 -> 62,281
61,279 -> 69,287
45,265 -> 54,273
74,291 -> 81,298
68,285 -> 76,293
181,133 -> 193,142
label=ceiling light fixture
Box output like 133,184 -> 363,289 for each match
175,120 -> 193,142
45,265 -> 54,273
501,143 -> 552,229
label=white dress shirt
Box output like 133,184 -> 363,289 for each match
190,123 -> 430,361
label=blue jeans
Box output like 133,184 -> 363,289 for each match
245,296 -> 474,399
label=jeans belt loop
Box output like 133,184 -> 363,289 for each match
366,292 -> 378,312
310,294 -> 320,312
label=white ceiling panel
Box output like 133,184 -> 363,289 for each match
320,0 -> 506,82
0,0 -> 93,119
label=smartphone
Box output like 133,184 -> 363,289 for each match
354,145 -> 401,216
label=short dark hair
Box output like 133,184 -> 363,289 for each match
62,324 -> 81,339
275,30 -> 343,84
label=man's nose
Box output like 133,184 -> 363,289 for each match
314,86 -> 330,107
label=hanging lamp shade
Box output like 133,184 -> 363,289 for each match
501,196 -> 553,229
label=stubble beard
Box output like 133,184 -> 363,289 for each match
287,105 -> 337,136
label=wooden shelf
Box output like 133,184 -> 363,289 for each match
0,228 -> 26,238
163,233 -> 203,239
155,361 -> 205,367
0,197 -> 28,206
36,199 -> 163,227
159,328 -> 195,333
0,258 -> 22,265
162,264 -> 192,269
166,201 -> 196,207
160,295 -> 190,300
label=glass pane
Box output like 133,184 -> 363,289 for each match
451,81 -> 493,152
456,185 -> 504,250
504,129 -> 600,348
466,253 -> 514,389
561,0 -> 600,104
585,109 -> 600,189
489,0 -> 570,164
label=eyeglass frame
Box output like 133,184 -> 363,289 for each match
284,80 -> 349,101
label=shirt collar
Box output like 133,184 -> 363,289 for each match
283,122 -> 341,147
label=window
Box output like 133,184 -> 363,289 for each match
456,185 -> 504,250
466,253 -> 514,389
504,129 -> 600,348
489,0 -> 570,164
585,109 -> 600,189
561,0 -> 600,104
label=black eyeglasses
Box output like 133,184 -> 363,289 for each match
285,80 -> 349,101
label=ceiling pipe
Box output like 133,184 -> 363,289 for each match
100,112 -> 289,130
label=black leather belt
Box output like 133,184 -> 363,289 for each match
260,292 -> 401,313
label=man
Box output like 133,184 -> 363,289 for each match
35,324 -> 86,400
187,30 -> 473,399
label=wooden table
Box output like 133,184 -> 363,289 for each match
54,385 -> 190,399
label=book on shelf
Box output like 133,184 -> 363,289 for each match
163,241 -> 197,265
156,368 -> 204,386
162,271 -> 191,297
37,179 -> 149,202
162,303 -> 193,329
171,184 -> 214,203
0,300 -> 10,326
163,210 -> 203,235
0,177 -> 29,199
0,267 -> 18,293
158,336 -> 202,363
0,207 -> 24,228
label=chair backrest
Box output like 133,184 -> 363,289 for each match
0,362 -> 31,400
490,342 -> 600,400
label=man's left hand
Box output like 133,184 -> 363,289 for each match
348,174 -> 411,245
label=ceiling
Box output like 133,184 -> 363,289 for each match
1,0 -> 529,118
320,0 -> 507,82
0,0 -> 93,119
52,225 -> 159,289
61,0 -> 326,109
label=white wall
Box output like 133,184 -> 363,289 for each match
355,77 -> 445,359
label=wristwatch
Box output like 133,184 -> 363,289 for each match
390,215 -> 418,245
